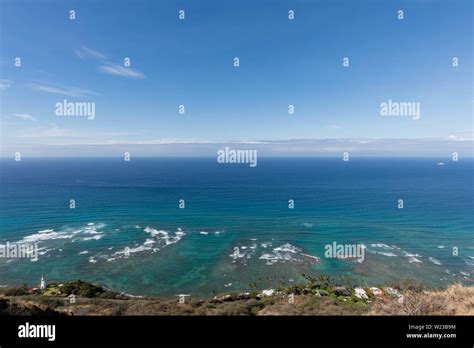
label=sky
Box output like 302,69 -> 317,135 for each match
0,0 -> 472,157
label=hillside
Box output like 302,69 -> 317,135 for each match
1,277 -> 472,316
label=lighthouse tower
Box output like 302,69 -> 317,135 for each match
40,275 -> 46,289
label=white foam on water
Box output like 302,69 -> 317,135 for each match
101,226 -> 185,262
84,229 -> 101,235
378,252 -> 397,257
402,251 -> 423,263
84,225 -> 102,234
302,223 -> 313,228
13,222 -> 135,262
22,222 -> 107,248
370,243 -> 398,250
199,231 -> 209,235
38,229 -> 54,233
82,234 -> 104,241
126,245 -> 150,253
259,254 -> 278,264
274,243 -> 301,254
259,244 -> 306,265
112,244 -> 152,258
143,239 -> 155,246
37,247 -> 54,256
367,246 -> 398,257
164,229 -> 185,245
231,242 -> 319,266
301,253 -> 321,261
429,257 -> 442,265
20,231 -> 75,243
144,227 -> 169,237
367,243 -> 447,267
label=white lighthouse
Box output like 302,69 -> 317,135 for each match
40,275 -> 46,289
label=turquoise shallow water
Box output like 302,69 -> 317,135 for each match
0,157 -> 472,296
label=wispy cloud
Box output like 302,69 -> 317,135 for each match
54,139 -> 270,146
75,46 -> 107,60
446,132 -> 473,141
75,45 -> 145,79
98,62 -> 145,79
4,137 -> 472,158
16,125 -> 124,139
29,83 -> 97,98
0,79 -> 12,91
10,113 -> 36,121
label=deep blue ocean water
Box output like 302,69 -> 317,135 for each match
0,158 -> 472,296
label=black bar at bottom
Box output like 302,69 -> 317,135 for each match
0,315 -> 472,346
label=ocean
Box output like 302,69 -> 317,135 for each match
0,157 -> 472,296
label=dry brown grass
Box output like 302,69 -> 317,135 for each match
369,284 -> 474,316
438,284 -> 474,315
258,295 -> 369,316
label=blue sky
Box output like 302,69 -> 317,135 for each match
0,0 -> 472,156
